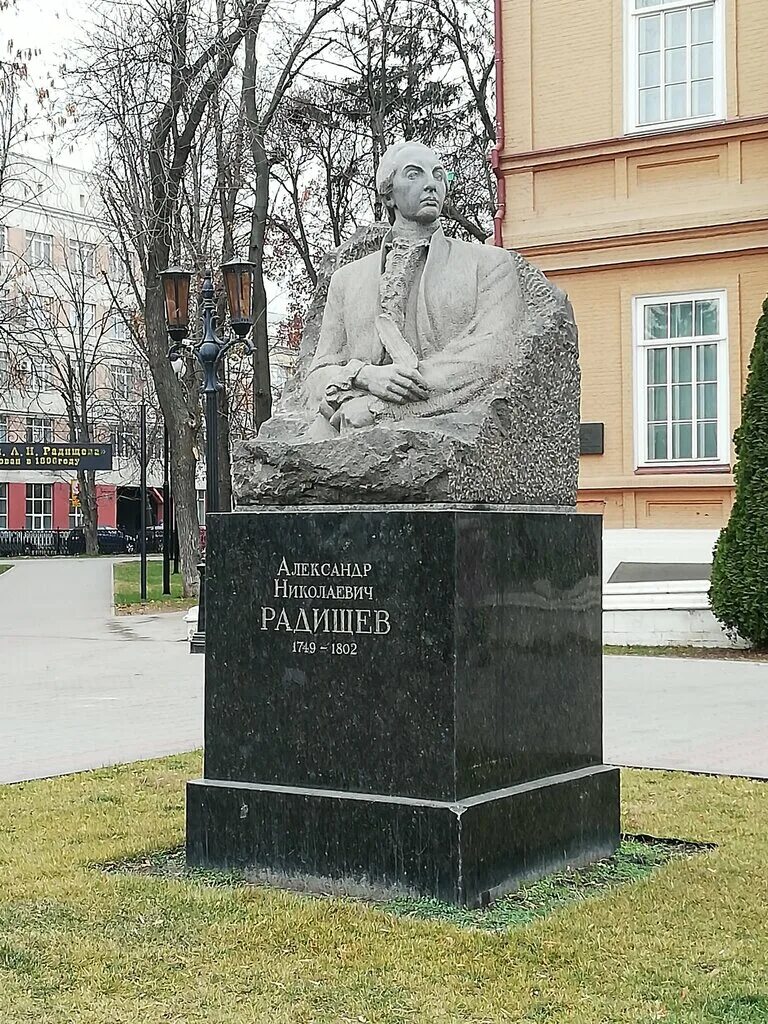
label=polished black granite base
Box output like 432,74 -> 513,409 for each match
187,506 -> 620,906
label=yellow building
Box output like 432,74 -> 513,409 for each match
496,0 -> 768,528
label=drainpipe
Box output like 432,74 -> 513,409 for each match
491,0 -> 506,247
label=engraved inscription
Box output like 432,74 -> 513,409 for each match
260,557 -> 391,654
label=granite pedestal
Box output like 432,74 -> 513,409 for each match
186,506 -> 620,907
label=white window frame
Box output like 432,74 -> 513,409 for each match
634,289 -> 729,469
26,231 -> 53,267
110,427 -> 137,459
25,483 -> 52,530
68,239 -> 97,277
0,482 -> 7,528
110,362 -> 133,401
110,313 -> 129,342
624,0 -> 726,135
26,416 -> 54,443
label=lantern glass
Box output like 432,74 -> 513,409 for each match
160,268 -> 192,333
221,260 -> 255,335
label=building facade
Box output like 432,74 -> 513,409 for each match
496,0 -> 768,528
0,156 -> 166,535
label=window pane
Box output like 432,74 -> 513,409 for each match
645,304 -> 669,340
698,421 -> 718,458
649,423 -> 668,460
670,302 -> 693,338
672,421 -> 693,459
692,42 -> 713,79
672,383 -> 692,420
647,346 -> 668,384
648,385 -> 667,421
695,299 -> 719,336
665,10 -> 687,48
639,87 -> 661,124
697,382 -> 717,419
697,343 -> 718,381
665,83 -> 687,120
639,51 -> 661,87
672,345 -> 692,383
691,5 -> 714,43
665,46 -> 687,85
639,14 -> 661,52
692,78 -> 714,117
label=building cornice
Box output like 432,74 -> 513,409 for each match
513,218 -> 768,273
500,115 -> 768,173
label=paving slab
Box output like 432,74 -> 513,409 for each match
2,560 -> 767,784
0,558 -> 203,784
604,654 -> 768,779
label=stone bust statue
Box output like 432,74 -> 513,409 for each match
235,140 -> 580,506
303,140 -> 525,437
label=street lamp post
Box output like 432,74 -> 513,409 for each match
160,262 -> 256,654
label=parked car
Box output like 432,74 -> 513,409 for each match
66,527 -> 133,555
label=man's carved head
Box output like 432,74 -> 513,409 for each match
376,141 -> 448,226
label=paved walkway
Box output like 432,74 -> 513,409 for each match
603,655 -> 768,778
1,558 -> 766,783
0,558 -> 203,784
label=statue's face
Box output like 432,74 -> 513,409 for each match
388,145 -> 448,225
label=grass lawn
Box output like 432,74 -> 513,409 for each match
0,564 -> 12,575
113,559 -> 195,614
1,757 -> 768,1022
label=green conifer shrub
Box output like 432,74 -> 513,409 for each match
710,296 -> 768,646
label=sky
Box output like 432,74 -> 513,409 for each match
2,0 -> 289,314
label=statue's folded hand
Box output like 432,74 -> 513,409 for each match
331,396 -> 376,432
356,363 -> 429,404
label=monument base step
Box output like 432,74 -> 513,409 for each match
186,764 -> 620,907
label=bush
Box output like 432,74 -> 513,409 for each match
710,296 -> 768,646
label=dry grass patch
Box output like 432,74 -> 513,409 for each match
1,756 -> 767,1023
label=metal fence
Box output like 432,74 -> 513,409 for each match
0,528 -> 178,557
0,529 -> 72,557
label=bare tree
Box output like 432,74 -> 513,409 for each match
73,0 -> 264,595
3,234 -> 138,553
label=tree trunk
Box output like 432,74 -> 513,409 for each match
145,269 -> 202,597
78,468 -> 99,556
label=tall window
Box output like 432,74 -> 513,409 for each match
26,483 -> 52,530
110,313 -> 129,342
110,362 -> 133,401
68,239 -> 97,277
109,247 -> 126,281
626,0 -> 724,133
0,483 -> 7,528
110,427 -> 137,459
22,293 -> 54,329
26,231 -> 53,266
68,302 -> 96,334
26,416 -> 54,443
635,291 -> 728,466
0,414 -> 7,441
197,489 -> 206,525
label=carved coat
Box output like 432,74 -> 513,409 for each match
304,227 -> 526,420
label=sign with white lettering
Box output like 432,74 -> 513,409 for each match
0,442 -> 113,471
259,556 -> 391,654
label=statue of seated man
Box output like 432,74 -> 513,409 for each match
237,139 -> 578,507
300,140 -> 526,438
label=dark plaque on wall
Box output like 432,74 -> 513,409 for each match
579,423 -> 605,456
0,442 -> 113,471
